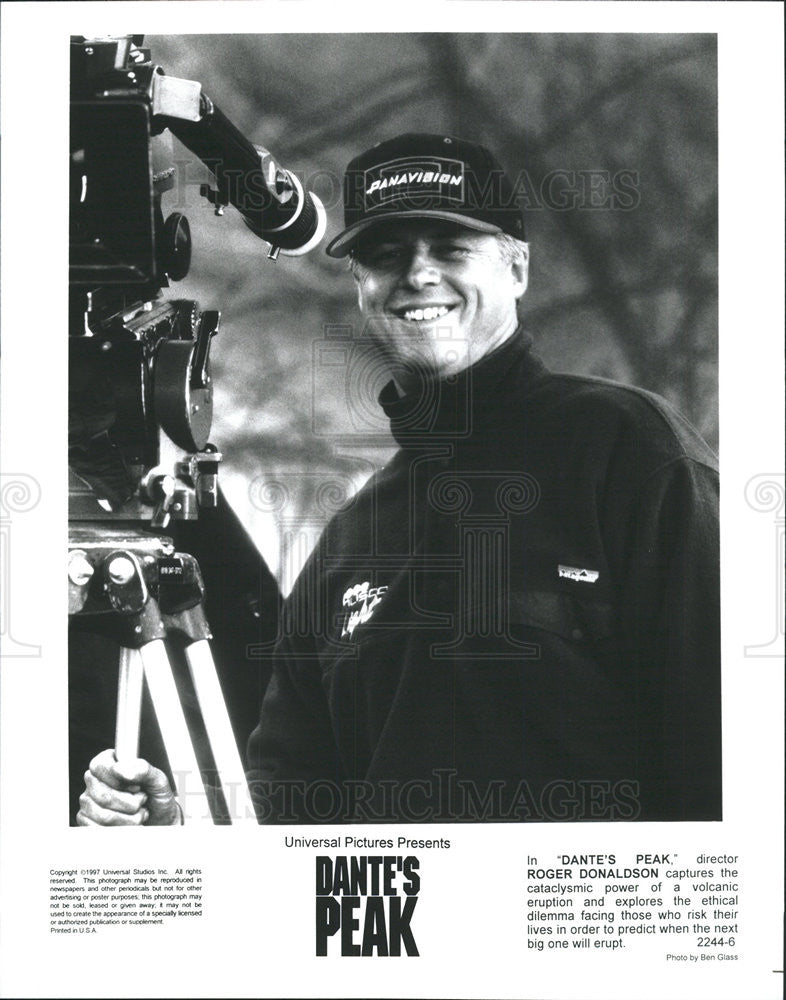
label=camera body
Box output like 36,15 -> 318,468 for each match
69,35 -> 222,527
69,34 -> 325,529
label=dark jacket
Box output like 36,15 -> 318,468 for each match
247,330 -> 721,823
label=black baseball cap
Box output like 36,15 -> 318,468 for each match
325,132 -> 525,258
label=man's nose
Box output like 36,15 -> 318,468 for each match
402,248 -> 440,289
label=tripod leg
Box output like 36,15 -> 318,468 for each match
139,638 -> 212,824
115,647 -> 144,765
184,639 -> 257,824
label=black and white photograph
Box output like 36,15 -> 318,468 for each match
68,30 -> 721,828
0,2 -> 783,998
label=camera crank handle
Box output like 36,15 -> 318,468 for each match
140,472 -> 176,528
190,310 -> 220,391
151,474 -> 176,529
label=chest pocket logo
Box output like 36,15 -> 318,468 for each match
558,565 -> 599,583
341,581 -> 389,639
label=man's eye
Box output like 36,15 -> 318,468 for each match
355,242 -> 471,267
359,247 -> 405,266
435,244 -> 471,258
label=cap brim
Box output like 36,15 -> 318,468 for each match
325,210 -> 502,258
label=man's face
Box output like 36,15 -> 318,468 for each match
351,220 -> 528,389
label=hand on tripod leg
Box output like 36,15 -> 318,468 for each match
76,748 -> 181,826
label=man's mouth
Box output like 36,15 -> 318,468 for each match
392,305 -> 454,322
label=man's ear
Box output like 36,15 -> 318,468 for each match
511,244 -> 529,299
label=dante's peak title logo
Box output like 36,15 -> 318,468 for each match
315,855 -> 420,956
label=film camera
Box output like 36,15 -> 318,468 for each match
69,33 -> 325,531
68,35 -> 324,822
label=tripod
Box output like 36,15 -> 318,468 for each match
69,527 -> 257,825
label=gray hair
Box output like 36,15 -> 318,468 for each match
494,233 -> 529,267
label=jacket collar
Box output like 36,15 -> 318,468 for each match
379,326 -> 546,446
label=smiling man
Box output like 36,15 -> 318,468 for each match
244,133 -> 721,825
333,135 -> 529,389
347,219 -> 527,387
78,133 -> 721,826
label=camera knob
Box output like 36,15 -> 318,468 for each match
154,310 -> 219,451
161,212 -> 192,281
68,550 -> 94,587
107,555 -> 136,586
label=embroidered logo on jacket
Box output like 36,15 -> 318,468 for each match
558,565 -> 599,583
341,581 -> 389,638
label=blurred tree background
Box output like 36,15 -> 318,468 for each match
147,33 -> 717,592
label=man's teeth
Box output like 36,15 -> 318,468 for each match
402,305 -> 450,322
